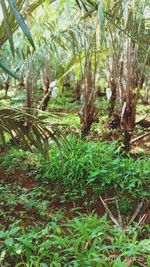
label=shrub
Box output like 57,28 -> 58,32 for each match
36,136 -> 150,199
1,136 -> 149,200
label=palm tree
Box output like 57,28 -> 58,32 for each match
106,0 -> 150,150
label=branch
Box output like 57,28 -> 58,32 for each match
99,196 -> 121,228
128,201 -> 144,225
131,132 -> 150,144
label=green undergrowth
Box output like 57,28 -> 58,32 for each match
48,95 -> 79,113
0,136 -> 149,203
0,137 -> 150,266
0,214 -> 150,267
37,137 -> 149,199
0,180 -> 56,226
0,147 -> 40,172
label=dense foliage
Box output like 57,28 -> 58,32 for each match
0,1 -> 149,266
1,137 -> 149,201
0,215 -> 150,266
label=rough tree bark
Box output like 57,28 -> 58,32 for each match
108,76 -> 117,117
39,91 -> 51,111
119,39 -> 139,151
80,60 -> 98,137
4,77 -> 10,97
108,56 -> 117,117
26,72 -> 34,114
39,64 -> 51,111
75,80 -> 82,101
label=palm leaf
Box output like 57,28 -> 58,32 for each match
97,0 -> 105,43
0,60 -> 20,79
75,0 -> 82,9
0,0 -> 55,47
0,0 -> 15,55
7,0 -> 35,49
0,108 -> 63,159
0,0 -> 25,47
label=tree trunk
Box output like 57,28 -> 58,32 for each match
41,71 -> 50,94
39,65 -> 51,111
26,72 -> 34,114
75,80 -> 82,101
4,77 -> 10,97
108,76 -> 117,117
124,131 -> 132,151
107,54 -> 117,117
120,40 -> 138,151
39,91 -> 51,111
80,60 -> 97,137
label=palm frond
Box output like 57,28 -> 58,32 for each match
0,108 -> 63,159
7,0 -> 35,49
0,60 -> 20,79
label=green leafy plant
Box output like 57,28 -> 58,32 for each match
1,136 -> 149,204
0,214 -> 149,266
36,135 -> 150,199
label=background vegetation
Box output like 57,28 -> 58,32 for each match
0,0 -> 149,266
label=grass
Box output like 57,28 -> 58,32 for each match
48,95 -> 79,113
0,213 -> 150,266
0,179 -> 54,227
0,168 -> 149,266
0,147 -> 39,172
0,137 -> 150,266
36,136 -> 149,199
0,136 -> 149,205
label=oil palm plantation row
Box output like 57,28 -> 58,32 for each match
0,0 -> 149,154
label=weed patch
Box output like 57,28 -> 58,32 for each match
36,136 -> 150,200
0,214 -> 149,266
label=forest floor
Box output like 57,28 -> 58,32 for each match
0,167 -> 149,231
0,165 -> 150,266
0,91 -> 150,266
0,168 -> 106,228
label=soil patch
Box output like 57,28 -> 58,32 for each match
0,168 -> 149,228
